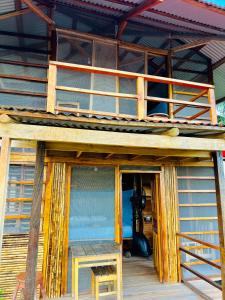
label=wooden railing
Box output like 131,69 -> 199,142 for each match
177,233 -> 222,298
46,61 -> 217,124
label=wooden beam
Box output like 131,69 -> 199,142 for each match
130,154 -> 142,160
105,153 -> 114,159
47,63 -> 57,113
137,76 -> 145,120
117,0 -> 164,38
24,142 -> 45,300
208,88 -> 217,125
171,40 -> 210,53
21,0 -> 54,25
57,28 -> 168,56
76,151 -> 82,158
0,123 -> 225,152
0,137 -> 11,259
212,151 -> 225,300
173,89 -> 209,115
46,143 -> 210,158
51,61 -> 213,89
0,7 -> 31,21
159,128 -> 179,137
0,114 -> 17,124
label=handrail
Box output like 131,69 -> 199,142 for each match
177,232 -> 222,296
181,264 -> 222,291
50,61 -> 214,89
179,247 -> 221,270
177,232 -> 220,250
47,61 -> 217,124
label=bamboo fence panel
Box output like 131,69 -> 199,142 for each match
0,233 -> 44,299
162,166 -> 179,283
43,162 -> 68,297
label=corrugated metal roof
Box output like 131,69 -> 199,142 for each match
0,0 -> 15,14
2,0 -> 225,102
199,0 -> 225,9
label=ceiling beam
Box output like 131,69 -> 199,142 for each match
105,153 -> 114,159
159,128 -> 180,137
0,6 -> 31,21
130,154 -> 142,160
171,39 -> 210,53
117,0 -> 164,39
45,142 -> 211,158
104,0 -> 225,34
76,151 -> 82,158
21,0 -> 55,25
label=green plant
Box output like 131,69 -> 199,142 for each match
0,289 -> 4,300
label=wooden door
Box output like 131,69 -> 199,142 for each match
152,174 -> 163,282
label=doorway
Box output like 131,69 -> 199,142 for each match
121,172 -> 163,282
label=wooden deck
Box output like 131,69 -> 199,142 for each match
55,257 -> 221,300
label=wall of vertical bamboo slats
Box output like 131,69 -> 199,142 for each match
43,162 -> 70,297
0,233 -> 44,299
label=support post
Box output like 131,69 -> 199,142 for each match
167,49 -> 174,119
0,137 -> 11,259
212,151 -> 225,300
115,166 -> 122,244
137,76 -> 145,120
24,141 -> 45,300
208,88 -> 217,125
47,63 -> 57,113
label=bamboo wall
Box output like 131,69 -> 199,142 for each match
161,166 -> 179,283
43,162 -> 70,297
0,233 -> 44,299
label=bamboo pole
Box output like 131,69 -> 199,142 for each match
212,151 -> 225,300
24,142 -> 45,300
0,137 -> 11,259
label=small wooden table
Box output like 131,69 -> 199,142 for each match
71,241 -> 122,300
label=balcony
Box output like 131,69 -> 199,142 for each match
47,61 -> 217,125
0,60 -> 217,126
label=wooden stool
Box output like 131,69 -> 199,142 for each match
91,266 -> 118,300
12,271 -> 47,300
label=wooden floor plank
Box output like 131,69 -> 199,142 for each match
52,257 -> 216,300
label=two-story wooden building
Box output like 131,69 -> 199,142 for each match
1,0 -> 225,299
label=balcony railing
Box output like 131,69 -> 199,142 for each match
47,61 -> 217,125
177,233 -> 221,298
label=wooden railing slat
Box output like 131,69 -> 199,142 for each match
181,263 -> 222,291
180,247 -> 221,270
177,232 -> 220,250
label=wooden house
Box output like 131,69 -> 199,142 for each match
1,0 -> 225,299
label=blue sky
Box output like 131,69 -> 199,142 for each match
203,0 -> 225,7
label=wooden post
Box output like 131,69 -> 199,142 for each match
115,166 -> 122,244
212,151 -> 225,300
167,50 -> 174,120
24,141 -> 45,300
137,76 -> 145,120
208,88 -> 217,125
0,137 -> 11,259
47,63 -> 57,113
